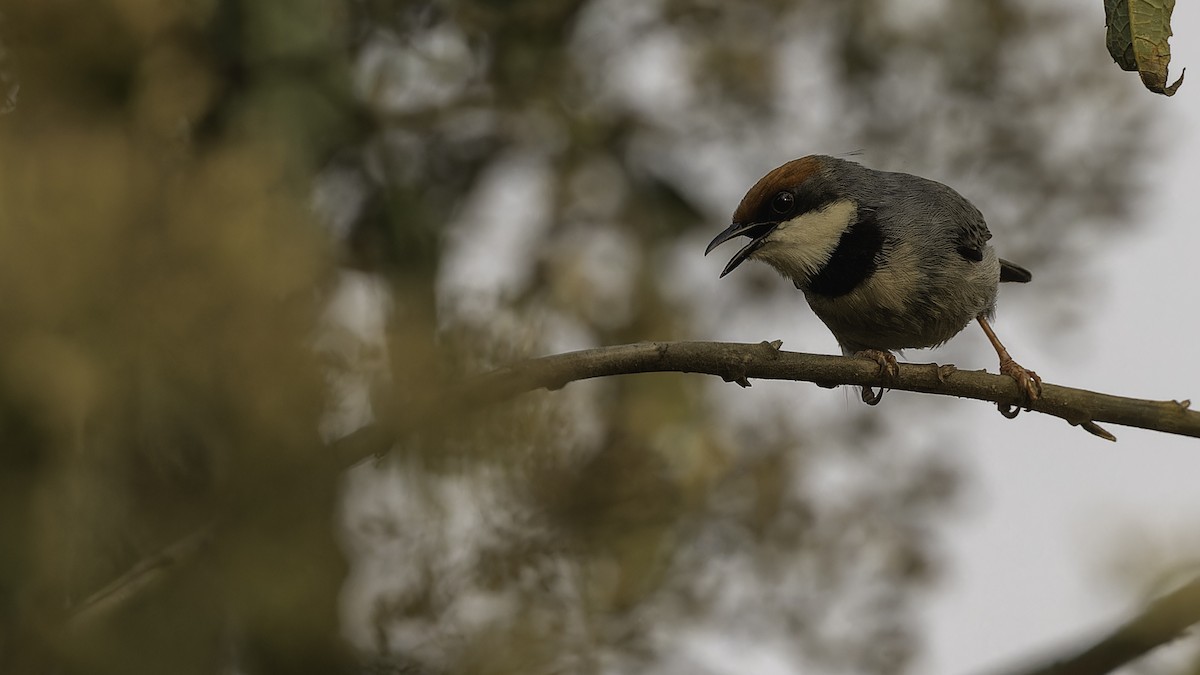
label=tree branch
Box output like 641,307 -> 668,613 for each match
74,340 -> 1200,649
988,573 -> 1200,675
399,340 -> 1198,449
66,522 -> 215,632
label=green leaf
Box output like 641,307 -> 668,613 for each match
1104,0 -> 1185,96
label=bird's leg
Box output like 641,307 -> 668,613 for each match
854,349 -> 898,406
976,315 -> 1042,406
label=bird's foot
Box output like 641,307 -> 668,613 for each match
1000,357 -> 1041,402
855,349 -> 898,406
936,364 -> 958,383
855,349 -> 899,378
996,357 -> 1042,418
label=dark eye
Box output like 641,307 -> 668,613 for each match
770,191 -> 794,215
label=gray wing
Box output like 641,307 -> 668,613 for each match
948,197 -> 992,263
893,173 -> 992,263
841,162 -> 995,264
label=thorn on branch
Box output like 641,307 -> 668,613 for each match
722,372 -> 752,388
722,356 -> 753,388
760,339 -> 783,352
1174,399 -> 1191,411
937,364 -> 958,383
1079,420 -> 1117,442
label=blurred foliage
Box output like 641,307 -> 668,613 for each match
0,1 -> 354,673
0,0 -> 1154,674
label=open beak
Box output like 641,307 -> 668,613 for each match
705,221 -> 778,277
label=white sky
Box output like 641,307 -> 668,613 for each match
921,5 -> 1200,674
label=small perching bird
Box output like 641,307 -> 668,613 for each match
705,155 -> 1041,406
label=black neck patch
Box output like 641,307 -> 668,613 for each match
807,208 -> 886,298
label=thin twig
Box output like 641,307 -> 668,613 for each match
66,523 -> 216,632
349,341 -> 1199,464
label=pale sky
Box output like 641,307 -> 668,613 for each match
921,5 -> 1200,673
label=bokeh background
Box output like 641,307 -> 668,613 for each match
0,1 -> 1197,674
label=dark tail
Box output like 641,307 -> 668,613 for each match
1000,259 -> 1032,283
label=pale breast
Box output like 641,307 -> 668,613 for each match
804,242 -> 1000,353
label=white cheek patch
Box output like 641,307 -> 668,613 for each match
752,198 -> 857,283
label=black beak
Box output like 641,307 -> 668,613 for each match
705,221 -> 778,277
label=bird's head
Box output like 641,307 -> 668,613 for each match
706,155 -> 860,286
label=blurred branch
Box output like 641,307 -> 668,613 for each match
66,522 -> 216,632
988,573 -> 1200,675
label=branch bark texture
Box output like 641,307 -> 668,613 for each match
443,340 -> 1199,444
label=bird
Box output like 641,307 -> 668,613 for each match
705,155 -> 1041,406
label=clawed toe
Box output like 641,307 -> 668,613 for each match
997,402 -> 1021,418
994,358 -> 1041,419
1000,357 -> 1042,404
855,349 -> 899,379
854,349 -> 897,406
